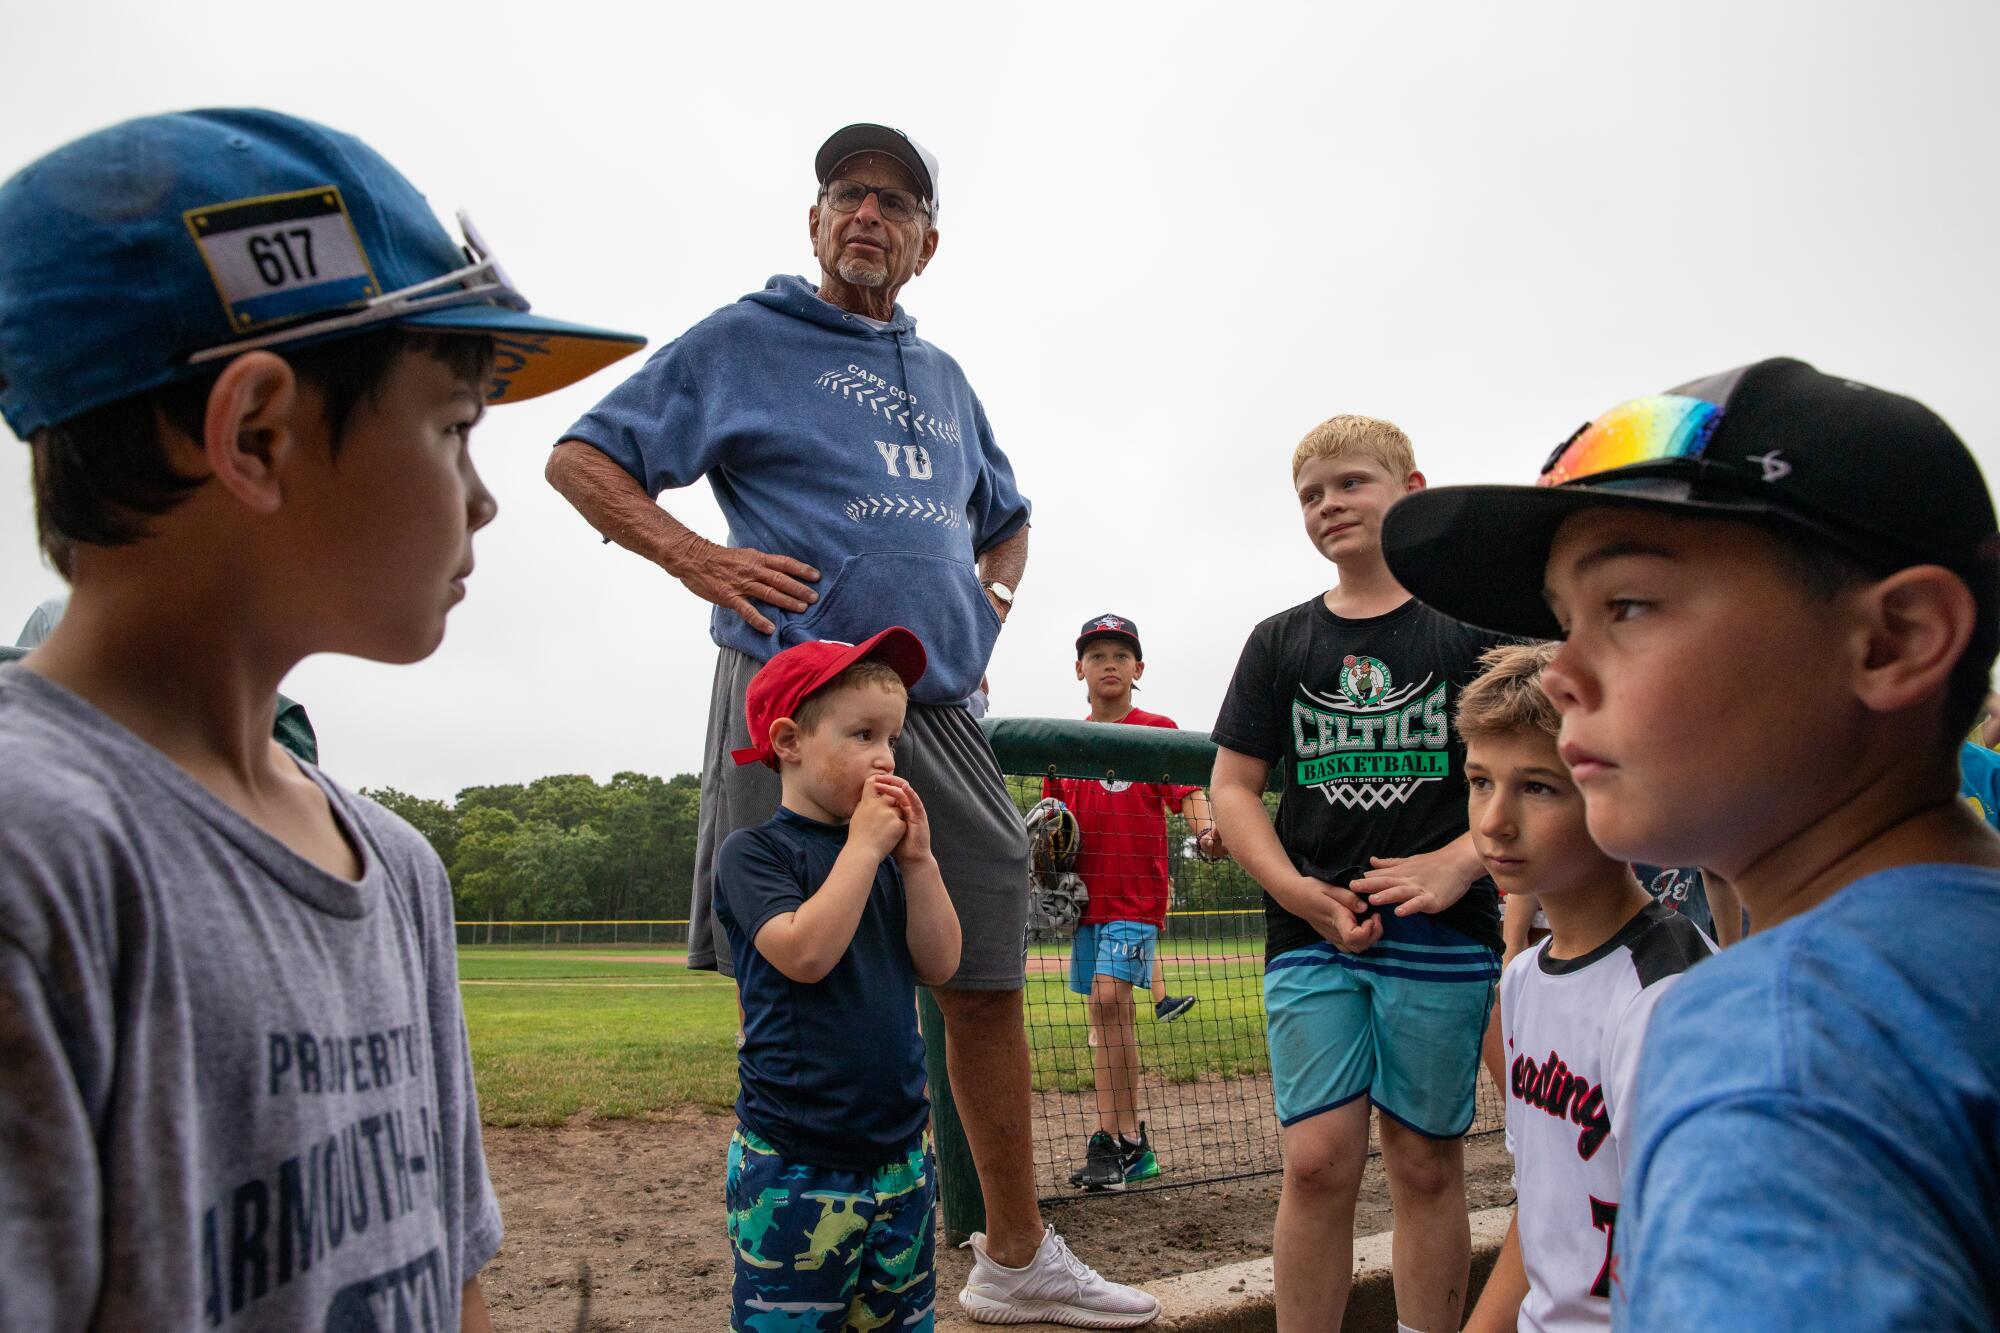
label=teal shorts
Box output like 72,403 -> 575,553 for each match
1264,917 -> 1499,1137
1068,920 -> 1158,995
726,1126 -> 936,1332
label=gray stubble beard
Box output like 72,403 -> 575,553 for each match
835,257 -> 889,287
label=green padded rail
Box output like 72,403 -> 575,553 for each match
977,715 -> 1219,785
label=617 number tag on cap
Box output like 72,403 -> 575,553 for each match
185,186 -> 379,333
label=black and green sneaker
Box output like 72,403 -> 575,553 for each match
1069,1130 -> 1127,1192
1119,1123 -> 1160,1184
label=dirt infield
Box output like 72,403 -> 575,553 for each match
1026,1072 -> 1283,1197
477,1096 -> 1513,1331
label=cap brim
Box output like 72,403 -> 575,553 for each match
1382,481 -> 1814,639
399,305 -> 646,404
1075,630 -> 1142,659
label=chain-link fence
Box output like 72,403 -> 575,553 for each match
983,718 -> 1503,1204
454,919 -> 691,948
451,715 -> 1503,1210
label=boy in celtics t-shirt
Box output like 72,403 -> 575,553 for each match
1210,415 -> 1505,1333
1050,614 -> 1221,1192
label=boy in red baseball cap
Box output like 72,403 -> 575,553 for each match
714,627 -> 963,1330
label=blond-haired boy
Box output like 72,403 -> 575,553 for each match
1384,357 -> 2000,1328
1455,644 -> 1711,1333
1210,415 -> 1506,1332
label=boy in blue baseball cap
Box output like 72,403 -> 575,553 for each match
0,109 -> 643,1331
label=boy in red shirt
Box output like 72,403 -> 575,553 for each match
1049,615 -> 1221,1190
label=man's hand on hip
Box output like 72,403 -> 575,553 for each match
670,534 -> 820,636
543,443 -> 821,636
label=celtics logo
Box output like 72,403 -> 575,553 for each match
1340,654 -> 1390,707
1293,659 -> 1451,811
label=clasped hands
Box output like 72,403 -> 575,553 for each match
1296,847 -> 1476,954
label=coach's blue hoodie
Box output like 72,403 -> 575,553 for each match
564,275 -> 1031,705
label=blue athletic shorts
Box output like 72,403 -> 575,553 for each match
1263,916 -> 1499,1137
726,1125 -> 936,1332
1068,920 -> 1158,995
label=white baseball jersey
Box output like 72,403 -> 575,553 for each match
1500,901 -> 1713,1333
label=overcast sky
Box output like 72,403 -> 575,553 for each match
5,1 -> 1997,801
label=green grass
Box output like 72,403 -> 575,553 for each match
460,951 -> 707,981
460,948 -> 740,1125
459,945 -> 1273,1126
1023,957 -> 1271,1091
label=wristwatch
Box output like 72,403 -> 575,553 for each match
981,580 -> 1015,610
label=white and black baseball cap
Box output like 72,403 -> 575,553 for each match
1382,358 -> 1999,641
815,123 -> 939,215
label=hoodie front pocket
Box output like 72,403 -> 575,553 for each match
779,552 -> 998,704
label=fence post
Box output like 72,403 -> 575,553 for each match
918,989 -> 984,1245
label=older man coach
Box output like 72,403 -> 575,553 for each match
546,125 -> 1158,1326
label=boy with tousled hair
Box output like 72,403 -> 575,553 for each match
1383,357 -> 2000,1329
715,628 -> 962,1331
1453,643 -> 1711,1333
0,109 -> 644,1330
1211,413 -> 1506,1332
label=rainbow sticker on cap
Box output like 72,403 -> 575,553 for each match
1539,393 -> 1723,488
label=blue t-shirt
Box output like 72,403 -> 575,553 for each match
563,274 -> 1032,705
713,806 -> 927,1170
1958,742 -> 2000,828
1615,864 -> 2000,1329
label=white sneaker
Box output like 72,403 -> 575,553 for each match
959,1226 -> 1160,1327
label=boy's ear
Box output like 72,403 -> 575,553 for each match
769,717 -> 804,765
200,351 -> 306,516
1075,661 -> 1085,682
1132,660 -> 1146,682
1403,469 -> 1428,495
1852,566 -> 1977,717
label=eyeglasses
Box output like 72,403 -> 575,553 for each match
819,178 -> 929,224
187,209 -> 528,364
1538,393 -> 1723,488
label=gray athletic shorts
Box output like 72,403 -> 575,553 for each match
689,646 -> 1030,990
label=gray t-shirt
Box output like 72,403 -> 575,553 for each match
0,666 -> 501,1331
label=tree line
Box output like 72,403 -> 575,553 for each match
366,772 -> 701,928
365,770 -> 1271,934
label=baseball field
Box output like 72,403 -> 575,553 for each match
457,941 -> 1512,1331
458,941 -> 1271,1125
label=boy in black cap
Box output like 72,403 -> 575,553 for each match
1382,358 -> 2000,1328
1049,614 -> 1217,1191
0,110 -> 642,1330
